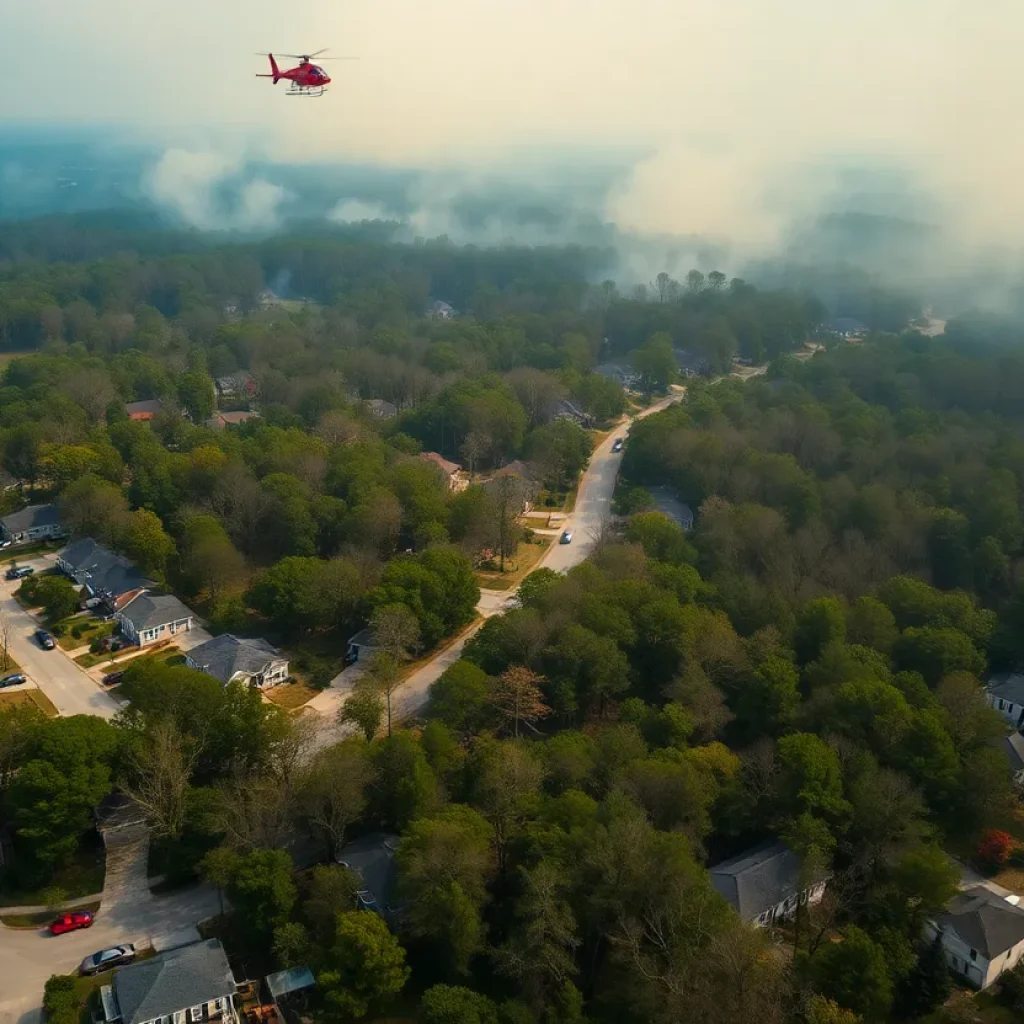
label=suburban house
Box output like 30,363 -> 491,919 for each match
1001,732 -> 1024,788
186,634 -> 289,689
205,411 -> 259,431
0,503 -> 66,546
346,628 -> 379,665
57,538 -> 156,609
335,832 -> 400,915
100,939 -> 237,1024
419,451 -> 467,492
548,397 -> 593,427
827,316 -> 869,339
709,840 -> 828,926
364,398 -> 398,420
125,399 -> 164,422
116,592 -> 195,647
485,461 -> 537,514
595,362 -> 640,390
986,674 -> 1024,729
427,299 -> 455,319
214,371 -> 257,399
926,886 -> 1024,989
674,348 -> 711,378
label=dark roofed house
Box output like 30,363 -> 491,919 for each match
186,634 -> 289,689
106,938 -> 237,1024
986,674 -> 1024,729
0,503 -> 65,546
126,399 -> 164,422
346,628 -> 378,665
57,538 -> 155,608
709,840 -> 827,926
116,592 -> 195,648
927,886 -> 1024,989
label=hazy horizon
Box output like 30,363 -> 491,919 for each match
4,0 -> 1024,306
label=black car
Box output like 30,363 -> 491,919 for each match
35,629 -> 55,650
102,670 -> 124,687
0,673 -> 25,687
5,565 -> 34,580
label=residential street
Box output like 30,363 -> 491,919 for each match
0,556 -> 119,720
307,386 -> 690,735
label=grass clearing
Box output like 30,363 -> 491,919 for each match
1,899 -> 100,929
475,538 -> 551,591
264,680 -> 319,710
0,687 -> 58,717
990,866 -> 1024,893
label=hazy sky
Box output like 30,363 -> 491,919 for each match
3,0 -> 1021,254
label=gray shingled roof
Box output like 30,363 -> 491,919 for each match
935,887 -> 1024,958
1004,733 -> 1024,773
0,503 -> 61,535
988,674 -> 1024,707
58,538 -> 155,598
119,592 -> 195,631
187,634 -> 283,685
709,841 -> 809,919
114,939 -> 234,1024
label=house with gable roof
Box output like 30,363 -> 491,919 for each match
186,634 -> 289,689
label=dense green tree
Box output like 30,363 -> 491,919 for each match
226,848 -> 297,940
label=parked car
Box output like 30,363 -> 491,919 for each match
35,629 -> 55,650
0,539 -> 11,549
0,673 -> 26,687
80,943 -> 135,976
560,529 -> 573,544
6,565 -> 33,580
612,438 -> 624,452
49,910 -> 95,936
102,670 -> 125,687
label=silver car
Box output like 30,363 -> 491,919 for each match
80,943 -> 136,976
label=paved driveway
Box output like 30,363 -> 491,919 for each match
0,558 -> 119,719
0,825 -> 221,1024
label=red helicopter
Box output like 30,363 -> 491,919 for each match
255,49 -> 356,97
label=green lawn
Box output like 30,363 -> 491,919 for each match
55,615 -> 115,651
0,838 -> 105,906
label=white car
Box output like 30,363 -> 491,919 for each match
80,943 -> 136,976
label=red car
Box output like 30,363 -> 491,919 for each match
49,910 -> 95,935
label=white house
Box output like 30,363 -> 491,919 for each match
986,674 -> 1024,730
116,592 -> 195,647
101,939 -> 238,1024
186,634 -> 289,689
0,504 -> 66,546
926,886 -> 1024,989
709,840 -> 828,926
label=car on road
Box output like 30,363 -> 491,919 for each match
80,943 -> 136,976
35,629 -> 56,650
612,438 -> 624,452
6,565 -> 34,580
0,673 -> 26,687
355,889 -> 380,913
560,529 -> 573,544
102,670 -> 125,686
49,910 -> 95,935
0,539 -> 11,549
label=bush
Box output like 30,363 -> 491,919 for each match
43,974 -> 79,1024
976,829 -> 1015,869
71,624 -> 85,639
311,665 -> 334,690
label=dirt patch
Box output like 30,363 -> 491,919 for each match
264,680 -> 319,710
